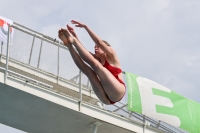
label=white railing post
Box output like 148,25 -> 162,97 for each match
156,120 -> 161,129
28,35 -> 35,65
143,115 -> 146,133
90,122 -> 102,133
0,41 -> 3,61
1,41 -> 3,55
78,70 -> 82,111
57,42 -> 60,84
4,25 -> 11,84
92,125 -> 98,133
37,40 -> 43,68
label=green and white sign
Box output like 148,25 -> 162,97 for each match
125,72 -> 200,133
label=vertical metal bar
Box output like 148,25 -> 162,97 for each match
56,42 -> 60,85
37,39 -> 43,68
129,112 -> 133,118
90,122 -> 102,133
79,70 -> 82,100
87,79 -> 90,87
9,39 -> 11,58
89,89 -> 92,96
156,120 -> 161,129
92,125 -> 98,133
1,41 -> 3,55
79,70 -> 82,111
143,115 -> 146,123
4,25 -> 11,84
57,42 -> 60,77
0,41 -> 3,62
28,35 -> 35,65
143,115 -> 146,133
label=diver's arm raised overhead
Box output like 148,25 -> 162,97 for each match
71,20 -> 114,56
67,24 -> 100,61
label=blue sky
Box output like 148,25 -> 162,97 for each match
0,0 -> 200,132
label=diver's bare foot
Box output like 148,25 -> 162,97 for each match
58,29 -> 68,45
58,29 -> 74,46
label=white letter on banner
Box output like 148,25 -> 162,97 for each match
137,77 -> 181,127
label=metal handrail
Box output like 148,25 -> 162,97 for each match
0,67 -> 53,88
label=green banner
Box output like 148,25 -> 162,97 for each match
125,72 -> 200,133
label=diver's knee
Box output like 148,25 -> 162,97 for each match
90,62 -> 101,72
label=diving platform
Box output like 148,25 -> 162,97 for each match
0,22 -> 186,133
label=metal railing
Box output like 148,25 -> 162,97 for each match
0,23 -> 187,133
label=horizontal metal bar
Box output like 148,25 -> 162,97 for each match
0,67 -> 53,88
10,25 -> 69,51
13,22 -> 45,37
14,22 -> 59,43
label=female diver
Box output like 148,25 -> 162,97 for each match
58,20 -> 125,104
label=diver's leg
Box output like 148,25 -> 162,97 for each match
67,44 -> 111,104
60,29 -> 125,102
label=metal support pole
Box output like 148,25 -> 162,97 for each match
56,42 -> 60,85
78,70 -> 82,111
92,125 -> 98,133
143,115 -> 146,133
156,120 -> 161,129
87,79 -> 90,87
90,122 -> 102,133
28,35 -> 35,65
89,89 -> 92,96
4,25 -> 11,84
37,40 -> 43,68
129,112 -> 133,118
0,41 -> 3,61
1,41 -> 3,55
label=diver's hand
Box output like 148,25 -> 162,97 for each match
71,20 -> 86,28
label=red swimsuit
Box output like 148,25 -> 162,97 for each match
103,60 -> 126,104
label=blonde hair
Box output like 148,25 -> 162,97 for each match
102,40 -> 111,46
